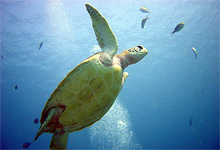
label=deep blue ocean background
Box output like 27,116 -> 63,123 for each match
1,0 -> 219,149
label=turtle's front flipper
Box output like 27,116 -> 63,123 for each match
85,3 -> 118,57
34,108 -> 56,141
50,126 -> 69,150
122,72 -> 129,85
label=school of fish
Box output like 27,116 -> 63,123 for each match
139,6 -> 196,60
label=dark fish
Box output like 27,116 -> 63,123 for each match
15,85 -> 18,90
1,55 -> 3,58
38,41 -> 43,51
194,92 -> 198,96
141,15 -> 149,29
34,118 -> 39,124
23,142 -> 31,148
170,22 -> 184,36
189,117 -> 192,126
215,71 -> 219,74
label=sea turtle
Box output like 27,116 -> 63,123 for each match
32,3 -> 148,150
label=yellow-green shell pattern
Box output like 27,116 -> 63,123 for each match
41,52 -> 124,132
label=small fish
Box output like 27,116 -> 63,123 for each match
179,132 -> 182,138
15,85 -> 18,90
192,47 -> 197,60
170,22 -> 185,36
38,41 -> 43,51
1,55 -> 3,58
194,92 -> 198,96
23,142 -> 31,148
140,6 -> 150,13
215,71 -> 219,74
141,15 -> 149,29
189,117 -> 192,126
34,118 -> 39,124
201,70 -> 205,74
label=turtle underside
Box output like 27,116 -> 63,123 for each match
41,52 -> 124,133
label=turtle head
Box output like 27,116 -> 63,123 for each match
116,45 -> 148,69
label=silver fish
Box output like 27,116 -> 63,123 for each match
140,6 -> 150,13
192,47 -> 197,60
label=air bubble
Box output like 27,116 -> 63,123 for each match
89,98 -> 142,149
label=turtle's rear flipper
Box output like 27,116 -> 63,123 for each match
50,126 -> 69,150
34,108 -> 56,141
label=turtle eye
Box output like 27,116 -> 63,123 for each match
137,45 -> 143,50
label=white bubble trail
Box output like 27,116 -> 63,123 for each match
89,98 -> 142,149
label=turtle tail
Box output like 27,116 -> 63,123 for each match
50,126 -> 70,150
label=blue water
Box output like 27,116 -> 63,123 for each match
1,0 -> 219,149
